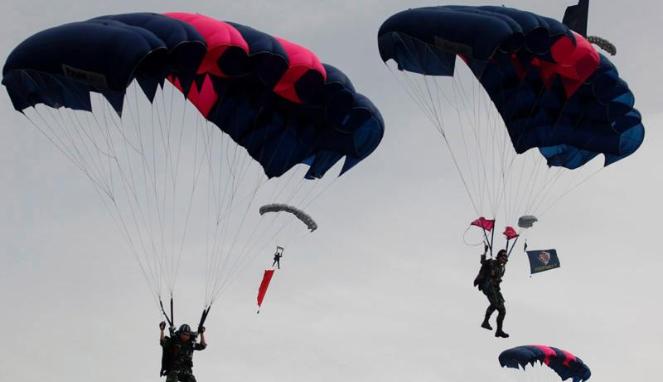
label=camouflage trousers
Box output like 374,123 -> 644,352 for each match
482,283 -> 506,328
165,370 -> 197,382
482,283 -> 504,309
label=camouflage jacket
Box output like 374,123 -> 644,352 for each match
161,336 -> 206,372
474,256 -> 505,290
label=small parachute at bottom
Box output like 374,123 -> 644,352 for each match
499,345 -> 591,381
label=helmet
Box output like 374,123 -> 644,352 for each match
178,324 -> 192,334
496,250 -> 508,260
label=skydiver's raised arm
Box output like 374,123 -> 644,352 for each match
480,244 -> 489,263
159,321 -> 166,345
195,326 -> 207,350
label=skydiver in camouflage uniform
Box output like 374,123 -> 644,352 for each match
159,322 -> 207,382
474,246 -> 509,338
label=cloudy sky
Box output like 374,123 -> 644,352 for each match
1,1 -> 661,381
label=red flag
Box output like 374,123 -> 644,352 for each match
257,269 -> 275,313
471,217 -> 495,232
503,226 -> 519,240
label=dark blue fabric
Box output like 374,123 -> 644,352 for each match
526,249 -> 560,274
378,6 -> 571,76
189,22 -> 383,178
204,64 -> 383,178
3,13 -> 384,179
2,13 -> 205,114
225,22 -> 288,87
499,345 -> 591,381
378,6 -> 644,170
563,0 -> 589,36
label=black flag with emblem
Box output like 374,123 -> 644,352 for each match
526,249 -> 561,275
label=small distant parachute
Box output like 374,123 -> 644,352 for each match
500,345 -> 591,381
518,215 -> 538,229
255,205 -> 315,312
587,36 -> 616,56
259,204 -> 317,232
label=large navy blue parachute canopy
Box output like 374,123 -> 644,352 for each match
2,13 -> 206,113
499,345 -> 591,381
3,12 -> 384,179
378,5 -> 644,170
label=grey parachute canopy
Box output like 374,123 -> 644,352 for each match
518,215 -> 538,229
259,204 -> 317,232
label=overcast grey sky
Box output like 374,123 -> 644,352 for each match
1,1 -> 662,381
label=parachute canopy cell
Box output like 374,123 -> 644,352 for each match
499,345 -> 591,382
377,5 -> 644,170
3,12 -> 384,180
259,204 -> 317,232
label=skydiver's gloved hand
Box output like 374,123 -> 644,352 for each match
159,321 -> 166,331
199,326 -> 206,333
484,244 -> 489,254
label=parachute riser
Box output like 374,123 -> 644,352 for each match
482,229 -> 492,256
506,236 -> 519,258
197,306 -> 211,335
159,298 -> 174,328
489,224 -> 495,258
170,296 -> 174,329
